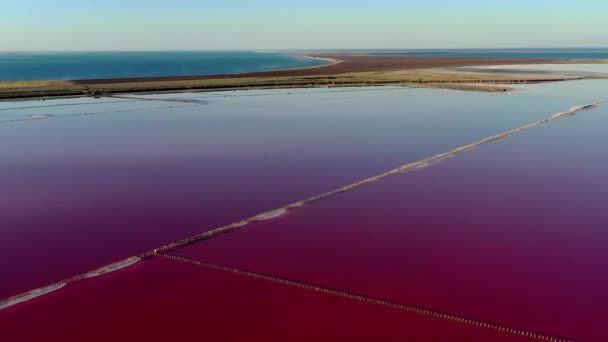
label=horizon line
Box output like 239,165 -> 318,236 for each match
1,47 -> 607,53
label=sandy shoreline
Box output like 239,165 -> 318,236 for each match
304,55 -> 343,65
0,54 -> 603,100
69,55 -> 557,84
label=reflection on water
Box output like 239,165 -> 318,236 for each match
0,81 -> 606,315
177,80 -> 608,342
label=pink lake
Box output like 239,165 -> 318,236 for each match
0,257 -> 533,342
175,93 -> 608,341
0,86 -> 580,298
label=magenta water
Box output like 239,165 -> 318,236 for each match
0,86 -> 593,299
0,258 -> 533,342
175,86 -> 608,341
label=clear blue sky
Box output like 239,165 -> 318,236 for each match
2,0 -> 607,51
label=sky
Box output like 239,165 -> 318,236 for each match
2,0 -> 607,51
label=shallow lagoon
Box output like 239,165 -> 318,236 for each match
174,81 -> 608,341
455,63 -> 608,79
0,82 -> 604,304
0,51 -> 329,81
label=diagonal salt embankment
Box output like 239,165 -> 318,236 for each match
0,100 -> 603,311
0,284 -> 66,310
0,258 -> 141,310
151,99 -> 604,254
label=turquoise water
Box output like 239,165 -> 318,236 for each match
2,49 -> 606,82
0,51 -> 328,81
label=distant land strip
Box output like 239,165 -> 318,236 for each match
1,55 -> 600,101
70,55 -> 555,82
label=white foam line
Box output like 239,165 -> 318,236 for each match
0,283 -> 66,310
28,114 -> 52,120
82,257 -> 141,279
0,257 -> 141,311
253,209 -> 287,221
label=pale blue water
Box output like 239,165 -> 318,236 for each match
346,48 -> 608,59
0,51 -> 328,81
453,64 -> 608,79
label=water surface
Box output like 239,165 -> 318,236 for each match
0,51 -> 328,81
0,84 -> 598,299
176,80 -> 608,341
0,258 -> 529,342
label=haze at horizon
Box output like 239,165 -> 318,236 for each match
2,0 -> 607,51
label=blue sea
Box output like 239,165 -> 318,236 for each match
0,51 -> 328,81
0,49 -> 606,81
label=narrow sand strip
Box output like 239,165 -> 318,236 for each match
0,257 -> 140,310
0,284 -> 66,310
82,257 -> 141,280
